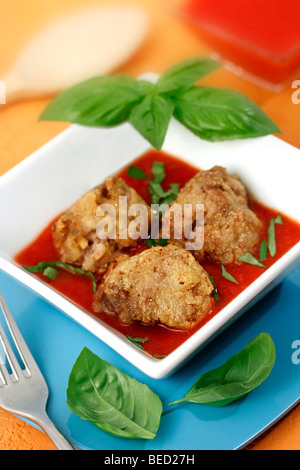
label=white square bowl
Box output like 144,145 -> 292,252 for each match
0,106 -> 300,379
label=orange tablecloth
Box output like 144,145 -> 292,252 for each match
0,0 -> 299,451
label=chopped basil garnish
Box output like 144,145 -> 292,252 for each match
153,354 -> 168,360
146,239 -> 168,248
259,240 -> 268,262
238,253 -> 267,268
127,165 -> 148,180
43,266 -> 58,280
128,161 -> 179,209
126,335 -> 149,351
275,214 -> 283,225
208,274 -> 220,301
267,219 -> 277,257
23,261 -> 97,293
221,264 -> 239,284
151,161 -> 166,184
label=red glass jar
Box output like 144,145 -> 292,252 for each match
180,0 -> 300,90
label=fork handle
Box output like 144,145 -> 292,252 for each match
34,414 -> 75,450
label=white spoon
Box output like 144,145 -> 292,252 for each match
2,4 -> 149,104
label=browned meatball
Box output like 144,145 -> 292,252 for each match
52,177 -> 150,273
164,166 -> 262,265
94,245 -> 214,330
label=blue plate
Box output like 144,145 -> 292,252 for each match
0,266 -> 299,450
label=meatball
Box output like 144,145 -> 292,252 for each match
164,166 -> 262,265
52,177 -> 150,273
94,245 -> 214,330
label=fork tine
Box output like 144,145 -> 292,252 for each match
0,361 -> 9,386
0,315 -> 23,381
0,291 -> 34,377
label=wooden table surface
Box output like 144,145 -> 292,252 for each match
0,0 -> 299,451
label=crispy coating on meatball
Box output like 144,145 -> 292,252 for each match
164,166 -> 262,264
52,177 -> 150,273
94,245 -> 214,330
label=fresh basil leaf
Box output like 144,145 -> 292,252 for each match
268,219 -> 277,257
275,214 -> 283,225
23,261 -> 97,293
40,76 -> 153,126
67,348 -> 162,439
127,165 -> 148,180
173,87 -> 280,141
43,267 -> 58,280
152,161 -> 166,184
129,93 -> 174,150
259,240 -> 268,262
221,264 -> 239,284
238,253 -> 267,268
157,57 -> 221,94
126,335 -> 149,351
153,354 -> 168,359
169,333 -> 276,407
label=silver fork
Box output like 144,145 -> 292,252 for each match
0,291 -> 74,450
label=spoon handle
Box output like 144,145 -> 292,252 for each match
0,72 -> 25,104
0,72 -> 50,105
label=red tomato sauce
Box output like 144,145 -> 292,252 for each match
15,151 -> 300,358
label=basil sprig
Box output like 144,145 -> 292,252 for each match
40,58 -> 280,150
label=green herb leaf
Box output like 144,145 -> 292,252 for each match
169,333 -> 276,407
127,165 -> 148,180
157,57 -> 221,94
173,87 -> 280,141
268,219 -> 277,257
129,93 -> 174,150
146,239 -> 169,248
221,264 -> 239,284
259,240 -> 268,262
238,253 -> 267,268
208,274 -> 220,301
160,184 -> 180,206
126,335 -> 149,351
275,214 -> 283,225
153,354 -> 168,360
43,267 -> 58,280
23,261 -> 97,293
40,76 -> 153,126
128,161 -> 179,209
152,161 -> 166,184
67,348 -> 163,439
148,181 -> 179,206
